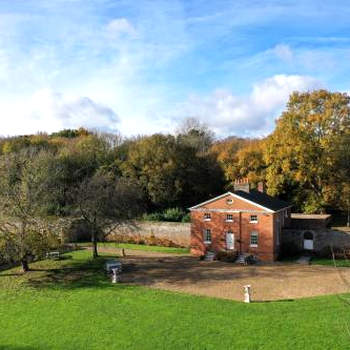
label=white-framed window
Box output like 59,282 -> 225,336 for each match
226,214 -> 233,222
250,215 -> 258,223
203,229 -> 212,243
250,231 -> 258,247
204,213 -> 211,221
226,198 -> 233,205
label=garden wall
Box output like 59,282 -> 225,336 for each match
282,228 -> 350,255
107,221 -> 191,247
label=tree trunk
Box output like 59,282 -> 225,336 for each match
21,258 -> 29,273
91,230 -> 98,259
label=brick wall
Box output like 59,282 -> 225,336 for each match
191,210 -> 276,261
108,221 -> 190,247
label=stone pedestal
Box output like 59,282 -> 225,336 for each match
244,285 -> 251,303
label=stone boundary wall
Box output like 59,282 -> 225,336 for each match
282,228 -> 350,253
108,221 -> 191,247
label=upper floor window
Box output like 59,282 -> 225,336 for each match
250,231 -> 258,247
250,215 -> 258,223
204,213 -> 211,221
226,198 -> 233,205
226,214 -> 233,222
203,229 -> 212,243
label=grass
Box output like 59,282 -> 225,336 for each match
311,257 -> 350,267
0,250 -> 350,349
78,241 -> 190,254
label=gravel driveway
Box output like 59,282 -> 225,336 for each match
101,248 -> 350,301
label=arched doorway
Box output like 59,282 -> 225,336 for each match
303,231 -> 314,250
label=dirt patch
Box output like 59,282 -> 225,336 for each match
100,248 -> 350,301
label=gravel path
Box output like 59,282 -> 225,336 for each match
97,247 -> 350,301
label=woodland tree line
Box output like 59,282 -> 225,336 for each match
0,90 -> 349,270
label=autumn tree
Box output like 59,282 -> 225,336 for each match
173,141 -> 225,208
121,133 -> 224,210
210,137 -> 265,189
264,90 -> 350,213
121,134 -> 181,209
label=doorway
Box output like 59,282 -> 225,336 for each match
226,232 -> 234,250
303,231 -> 314,250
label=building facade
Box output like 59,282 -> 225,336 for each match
190,180 -> 292,261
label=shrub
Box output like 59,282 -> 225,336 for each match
142,208 -> 189,222
142,212 -> 164,221
181,213 -> 191,223
163,208 -> 185,222
216,251 -> 238,262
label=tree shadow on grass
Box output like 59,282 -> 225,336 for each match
0,272 -> 23,277
18,253 -> 120,291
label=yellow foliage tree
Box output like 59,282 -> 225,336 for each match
264,90 -> 350,213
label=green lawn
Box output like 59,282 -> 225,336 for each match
78,241 -> 190,254
311,257 -> 350,267
0,250 -> 350,350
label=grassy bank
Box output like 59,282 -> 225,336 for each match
0,250 -> 349,349
78,242 -> 189,254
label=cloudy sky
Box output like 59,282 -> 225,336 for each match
1,0 -> 349,138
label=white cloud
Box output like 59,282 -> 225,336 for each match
106,18 -> 137,38
273,44 -> 293,62
0,89 -> 119,136
178,74 -> 323,137
0,2 -> 344,139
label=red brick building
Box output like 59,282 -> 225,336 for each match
189,180 -> 292,261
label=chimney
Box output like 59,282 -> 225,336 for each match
234,178 -> 250,193
257,181 -> 265,193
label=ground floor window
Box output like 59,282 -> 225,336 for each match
203,229 -> 212,243
250,231 -> 258,247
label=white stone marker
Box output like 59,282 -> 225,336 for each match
243,285 -> 251,303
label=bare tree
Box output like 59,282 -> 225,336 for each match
176,117 -> 215,154
74,172 -> 142,258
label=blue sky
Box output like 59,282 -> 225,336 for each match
1,0 -> 350,137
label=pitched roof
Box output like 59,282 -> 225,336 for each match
233,190 -> 291,212
189,190 -> 291,212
